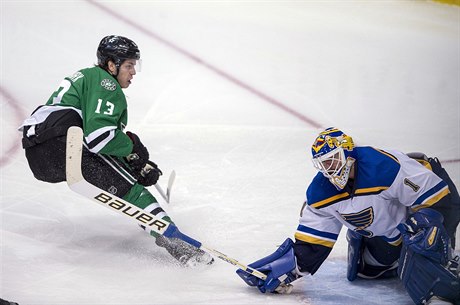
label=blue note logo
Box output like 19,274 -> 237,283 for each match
341,207 -> 374,237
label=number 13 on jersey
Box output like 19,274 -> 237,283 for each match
95,99 -> 115,115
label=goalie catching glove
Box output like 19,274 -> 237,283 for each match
236,238 -> 303,294
397,208 -> 451,265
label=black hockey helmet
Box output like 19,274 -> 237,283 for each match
97,35 -> 140,70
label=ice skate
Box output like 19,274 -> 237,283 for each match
155,235 -> 214,267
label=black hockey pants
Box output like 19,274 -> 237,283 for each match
22,109 -> 137,199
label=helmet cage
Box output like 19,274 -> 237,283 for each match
312,147 -> 346,179
311,128 -> 355,189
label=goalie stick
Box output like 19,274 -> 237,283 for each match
65,126 -> 282,288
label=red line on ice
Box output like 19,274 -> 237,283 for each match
0,86 -> 26,167
440,158 -> 460,164
2,3 -> 459,169
85,0 -> 322,129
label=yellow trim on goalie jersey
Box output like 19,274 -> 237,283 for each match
375,148 -> 400,164
388,236 -> 402,247
415,159 -> 432,171
354,186 -> 389,195
310,192 -> 350,209
295,232 -> 335,248
411,187 -> 450,211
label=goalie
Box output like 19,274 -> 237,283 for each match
237,128 -> 460,305
18,35 -> 213,267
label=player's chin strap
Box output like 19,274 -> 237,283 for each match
65,126 -> 279,287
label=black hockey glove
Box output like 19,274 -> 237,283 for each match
126,131 -> 149,172
138,160 -> 163,187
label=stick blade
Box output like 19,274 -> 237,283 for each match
66,126 -> 84,185
166,170 -> 176,203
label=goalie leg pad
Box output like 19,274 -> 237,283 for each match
346,229 -> 363,281
347,231 -> 399,281
398,245 -> 460,305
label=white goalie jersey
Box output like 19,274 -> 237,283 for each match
295,147 -> 450,249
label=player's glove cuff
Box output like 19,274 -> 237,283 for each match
137,161 -> 163,186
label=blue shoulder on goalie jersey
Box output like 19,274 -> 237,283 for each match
352,147 -> 401,192
307,147 -> 401,209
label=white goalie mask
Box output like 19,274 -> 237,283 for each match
311,128 -> 355,190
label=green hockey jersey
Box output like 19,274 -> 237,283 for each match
19,66 -> 133,157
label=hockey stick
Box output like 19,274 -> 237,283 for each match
153,170 -> 175,203
128,155 -> 175,204
154,184 -> 169,203
166,170 -> 176,202
65,126 -> 268,282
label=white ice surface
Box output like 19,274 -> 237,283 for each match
1,1 -> 459,304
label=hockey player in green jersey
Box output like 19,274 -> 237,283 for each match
19,35 -> 213,267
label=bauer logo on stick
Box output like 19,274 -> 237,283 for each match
94,192 -> 168,233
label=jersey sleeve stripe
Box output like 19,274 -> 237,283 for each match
296,225 -> 339,240
412,183 -> 450,211
86,130 -> 114,153
87,130 -> 110,149
294,232 -> 336,248
85,126 -> 116,153
354,186 -> 389,195
310,192 -> 350,209
297,225 -> 339,239
412,180 -> 448,205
